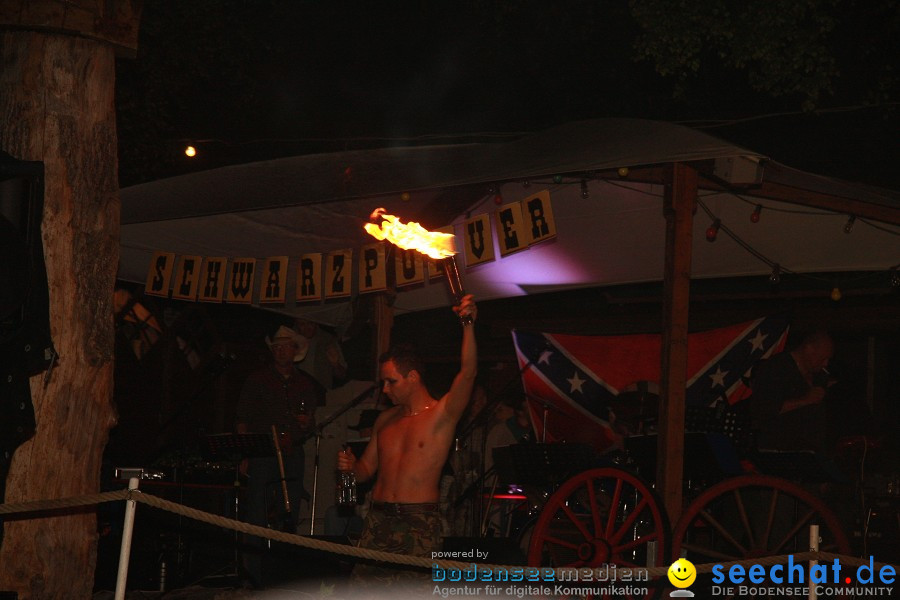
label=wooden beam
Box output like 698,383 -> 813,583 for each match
657,162 -> 698,524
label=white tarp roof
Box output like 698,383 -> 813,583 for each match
119,118 -> 900,326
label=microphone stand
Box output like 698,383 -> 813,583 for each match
303,383 -> 378,535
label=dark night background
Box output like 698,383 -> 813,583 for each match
115,0 -> 899,191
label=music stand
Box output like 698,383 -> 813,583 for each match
201,433 -> 275,462
197,434 -> 276,586
492,443 -> 597,487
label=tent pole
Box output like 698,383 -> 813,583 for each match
657,162 -> 698,524
373,293 -> 394,380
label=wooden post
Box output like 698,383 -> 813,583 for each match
373,293 -> 394,377
656,162 -> 698,524
0,2 -> 141,596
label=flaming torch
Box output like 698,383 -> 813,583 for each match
364,208 -> 472,325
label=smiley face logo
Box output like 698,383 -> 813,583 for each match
667,558 -> 696,588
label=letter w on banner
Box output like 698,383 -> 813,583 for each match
512,315 -> 789,453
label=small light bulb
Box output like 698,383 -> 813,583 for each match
751,204 -> 762,223
617,167 -> 629,177
843,215 -> 856,234
493,194 -> 503,205
830,287 -> 842,301
890,267 -> 900,288
768,264 -> 781,285
184,145 -> 197,157
553,175 -> 563,184
706,219 -> 721,242
400,192 -> 410,202
581,180 -> 589,199
522,179 -> 530,188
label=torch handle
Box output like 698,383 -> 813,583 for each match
441,257 -> 473,325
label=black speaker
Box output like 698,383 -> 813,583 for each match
1,152 -> 54,542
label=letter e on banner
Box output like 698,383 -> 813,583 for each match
226,258 -> 256,304
425,225 -> 455,279
464,213 -> 495,266
172,255 -> 202,300
358,243 -> 387,293
395,247 -> 424,287
522,189 -> 556,245
297,253 -> 322,302
259,256 -> 289,304
145,251 -> 175,297
495,202 -> 526,257
326,249 -> 352,298
197,257 -> 227,302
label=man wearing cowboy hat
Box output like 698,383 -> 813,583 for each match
236,324 -> 325,588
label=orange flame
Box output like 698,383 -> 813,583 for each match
363,208 -> 456,260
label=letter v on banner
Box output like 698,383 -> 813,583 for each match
463,213 -> 495,266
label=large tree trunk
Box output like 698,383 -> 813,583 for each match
0,30 -> 119,598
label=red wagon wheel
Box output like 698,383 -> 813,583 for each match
672,474 -> 850,592
527,467 -> 668,599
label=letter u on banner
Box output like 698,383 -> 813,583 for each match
358,243 -> 387,293
395,247 -> 424,287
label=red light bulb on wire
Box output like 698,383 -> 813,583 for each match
751,204 -> 762,223
706,219 -> 722,242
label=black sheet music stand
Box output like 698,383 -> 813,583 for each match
201,433 -> 275,462
197,433 -> 275,586
492,443 -> 597,487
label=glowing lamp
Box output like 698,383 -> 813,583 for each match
751,204 -> 762,223
706,219 -> 721,242
843,215 -> 856,234
830,287 -> 842,301
184,145 -> 197,157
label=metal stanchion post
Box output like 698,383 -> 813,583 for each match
114,477 -> 140,600
808,524 -> 820,600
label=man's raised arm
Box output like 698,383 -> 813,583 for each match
443,294 -> 478,422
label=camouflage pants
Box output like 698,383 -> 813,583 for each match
352,502 -> 442,588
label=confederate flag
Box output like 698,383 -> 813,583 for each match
512,315 -> 789,453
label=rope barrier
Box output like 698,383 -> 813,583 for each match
1,488 -> 897,580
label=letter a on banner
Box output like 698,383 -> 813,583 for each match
260,256 -> 289,304
198,257 -> 227,302
495,202 -> 527,257
227,258 -> 256,304
522,189 -> 556,245
145,251 -> 175,297
297,253 -> 322,302
326,249 -> 352,298
395,248 -> 424,287
463,213 -> 495,266
172,255 -> 203,300
358,243 -> 387,294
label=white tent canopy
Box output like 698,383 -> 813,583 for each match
118,118 -> 900,327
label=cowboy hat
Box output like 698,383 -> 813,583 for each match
265,325 -> 309,362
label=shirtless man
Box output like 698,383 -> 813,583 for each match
337,294 -> 477,578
